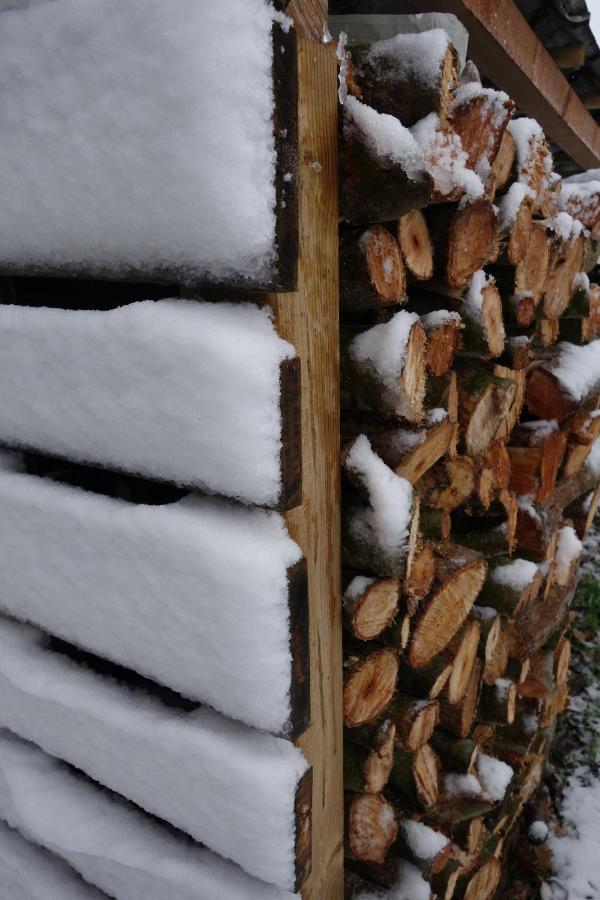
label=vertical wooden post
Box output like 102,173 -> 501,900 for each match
269,3 -> 344,897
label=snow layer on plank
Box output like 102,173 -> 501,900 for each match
411,111 -> 484,203
0,300 -> 294,506
345,435 -> 413,562
0,0 -> 283,285
550,340 -> 600,400
401,820 -> 448,861
476,753 -> 513,802
0,819 -> 106,900
490,558 -> 538,590
343,96 -> 427,179
0,731 -> 299,900
0,617 -> 307,889
0,460 -> 302,734
365,29 -> 451,88
349,310 -> 419,418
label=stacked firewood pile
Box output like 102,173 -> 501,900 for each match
339,26 -> 600,900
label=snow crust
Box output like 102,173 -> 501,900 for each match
421,309 -> 461,329
444,773 -> 482,796
586,437 -> 600,476
476,753 -> 513,802
463,270 -> 494,325
452,83 -> 511,181
411,112 -> 484,203
529,820 -> 549,843
0,616 -> 307,888
550,212 -> 584,243
0,0 -> 285,285
348,310 -> 420,418
554,525 -> 583,583
509,118 -> 546,181
0,300 -> 294,505
0,819 -> 105,900
0,460 -> 302,734
498,182 -> 534,230
0,730 -> 299,900
355,861 -> 430,900
550,340 -> 600,400
365,29 -> 451,88
561,181 -> 600,227
344,96 -> 427,180
345,436 -> 414,564
344,576 -> 377,602
490,558 -> 538,591
543,772 -> 600,900
401,819 -> 448,860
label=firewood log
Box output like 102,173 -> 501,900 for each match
418,455 -> 476,512
342,415 -> 455,485
443,619 -> 482,704
422,311 -> 464,376
509,118 -> 552,204
427,199 -> 499,291
488,128 -> 515,197
471,608 -> 509,685
438,659 -> 482,738
452,815 -> 486,855
398,210 -> 434,280
346,32 -> 459,127
395,657 -> 453,702
492,363 -> 526,442
561,180 -> 600,235
406,544 -> 487,669
562,410 -> 600,478
397,818 -> 452,877
459,272 -> 505,359
340,97 -> 434,225
476,558 -> 544,616
344,720 -> 396,793
389,743 -> 440,809
389,695 -> 440,752
345,791 -> 398,863
478,679 -> 517,725
543,233 -> 585,318
565,484 -> 600,538
343,575 -> 401,641
344,646 -> 399,728
526,342 -> 600,422
430,731 -> 479,773
340,226 -> 406,311
514,220 -> 551,302
343,313 -> 427,421
406,542 -> 436,610
537,316 -> 560,348
420,507 -> 452,541
460,858 -> 501,900
496,186 -> 534,265
456,363 -> 518,456
451,85 -> 514,180
499,334 -> 533,371
508,421 -> 567,500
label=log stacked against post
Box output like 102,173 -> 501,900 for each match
338,23 -> 600,900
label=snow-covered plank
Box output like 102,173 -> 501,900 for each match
0,616 -> 308,890
0,0 -> 297,289
0,819 -> 107,900
0,455 -> 307,736
0,730 -> 300,899
0,300 -> 301,508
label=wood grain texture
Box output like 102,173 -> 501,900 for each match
267,30 -> 344,900
409,0 -> 600,168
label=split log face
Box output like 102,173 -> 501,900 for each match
563,411 -> 600,478
488,128 -> 515,197
340,226 -> 406,312
446,619 -> 482,704
428,200 -> 499,290
419,455 -> 476,512
343,576 -> 400,641
514,220 -> 550,301
543,235 -> 585,318
457,365 -> 518,457
525,367 -> 577,422
508,428 -> 567,501
344,721 -> 396,793
398,210 -> 434,281
424,317 -> 463,376
439,658 -> 482,737
463,858 -> 501,900
347,39 -> 459,128
451,89 -> 514,178
460,279 -> 506,360
406,542 -> 436,609
346,792 -> 398,863
344,647 -> 399,728
407,548 -> 487,669
390,743 -> 440,809
390,695 -> 440,752
504,197 -> 533,265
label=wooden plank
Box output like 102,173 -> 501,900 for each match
267,21 -> 344,900
280,357 -> 303,511
288,558 -> 311,741
295,767 -> 314,890
409,0 -> 600,168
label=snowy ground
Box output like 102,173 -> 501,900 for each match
540,526 -> 600,900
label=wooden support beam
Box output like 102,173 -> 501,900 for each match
409,0 -> 600,168
549,42 -> 586,70
268,8 -> 344,898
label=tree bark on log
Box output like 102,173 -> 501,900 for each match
340,226 -> 406,311
344,721 -> 396,793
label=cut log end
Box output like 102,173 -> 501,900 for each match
347,792 -> 398,864
344,647 -> 399,728
344,577 -> 400,641
398,210 -> 434,280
